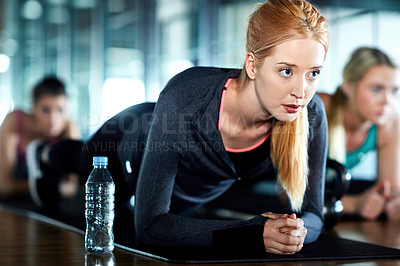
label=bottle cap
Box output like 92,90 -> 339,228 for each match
93,156 -> 108,166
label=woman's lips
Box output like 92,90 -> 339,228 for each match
377,109 -> 386,117
283,104 -> 301,114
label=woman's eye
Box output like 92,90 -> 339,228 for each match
308,70 -> 320,79
371,87 -> 381,93
392,88 -> 399,95
279,68 -> 292,77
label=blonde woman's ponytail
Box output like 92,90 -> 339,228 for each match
327,87 -> 347,164
270,107 -> 309,212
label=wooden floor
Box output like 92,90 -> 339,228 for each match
0,205 -> 170,266
0,204 -> 400,266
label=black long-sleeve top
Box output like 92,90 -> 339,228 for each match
134,67 -> 328,250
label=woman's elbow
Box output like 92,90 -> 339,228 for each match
134,218 -> 156,245
304,223 -> 323,244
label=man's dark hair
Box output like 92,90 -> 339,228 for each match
32,76 -> 66,103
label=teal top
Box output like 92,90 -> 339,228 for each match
345,125 -> 378,181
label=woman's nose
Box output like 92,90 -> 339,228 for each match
381,91 -> 391,105
291,78 -> 306,99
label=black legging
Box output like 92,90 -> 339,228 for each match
48,102 -> 156,202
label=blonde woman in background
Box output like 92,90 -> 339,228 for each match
319,47 -> 400,221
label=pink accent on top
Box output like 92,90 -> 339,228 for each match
224,78 -> 233,88
218,78 -> 232,131
218,89 -> 227,131
218,78 -> 271,153
225,130 -> 271,153
14,110 -> 59,160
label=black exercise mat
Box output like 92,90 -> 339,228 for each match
1,194 -> 400,264
123,233 -> 400,264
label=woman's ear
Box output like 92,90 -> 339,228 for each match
245,52 -> 256,80
342,82 -> 353,96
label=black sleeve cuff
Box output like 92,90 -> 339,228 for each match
212,216 -> 268,252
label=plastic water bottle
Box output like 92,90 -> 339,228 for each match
85,156 -> 115,253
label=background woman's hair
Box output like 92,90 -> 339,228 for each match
32,76 -> 66,104
328,47 -> 396,164
240,0 -> 329,211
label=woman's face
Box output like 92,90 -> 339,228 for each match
33,95 -> 68,137
253,38 -> 326,122
352,65 -> 400,125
